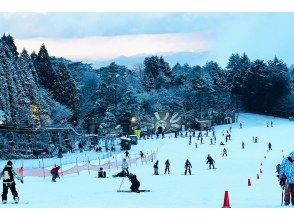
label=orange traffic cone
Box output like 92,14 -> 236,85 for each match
222,191 -> 231,208
260,169 -> 262,173
248,179 -> 251,186
257,174 -> 259,179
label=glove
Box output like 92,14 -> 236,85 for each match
279,179 -> 286,187
21,180 -> 24,184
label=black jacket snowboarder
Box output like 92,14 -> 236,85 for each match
0,161 -> 23,204
153,160 -> 159,175
184,159 -> 192,175
165,160 -> 170,174
128,173 -> 140,192
206,154 -> 215,169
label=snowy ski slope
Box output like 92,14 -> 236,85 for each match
1,113 -> 294,208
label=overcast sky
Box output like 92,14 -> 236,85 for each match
0,13 -> 293,67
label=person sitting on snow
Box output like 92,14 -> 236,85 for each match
279,151 -> 294,206
98,167 -> 106,178
128,173 -> 140,193
112,170 -> 128,178
50,166 -> 60,182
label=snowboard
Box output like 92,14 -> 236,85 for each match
2,201 -> 29,205
117,190 -> 150,193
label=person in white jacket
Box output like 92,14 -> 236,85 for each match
121,158 -> 129,175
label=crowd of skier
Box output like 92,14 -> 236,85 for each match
1,119 -> 294,205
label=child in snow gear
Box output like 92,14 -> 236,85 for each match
121,158 -> 129,175
206,154 -> 215,169
222,148 -> 227,157
128,173 -> 140,192
165,160 -> 170,174
0,161 -> 23,204
98,168 -> 106,178
184,159 -> 192,175
279,151 -> 294,205
153,160 -> 159,175
50,166 -> 60,182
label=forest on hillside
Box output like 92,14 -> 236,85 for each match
1,34 -> 294,133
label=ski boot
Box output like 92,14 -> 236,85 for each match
14,197 -> 19,204
2,200 -> 7,204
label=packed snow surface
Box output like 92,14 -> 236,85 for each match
1,113 -> 294,208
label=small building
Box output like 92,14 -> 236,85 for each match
195,120 -> 212,131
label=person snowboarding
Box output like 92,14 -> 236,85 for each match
50,166 -> 60,182
184,159 -> 192,175
124,151 -> 130,158
0,161 -> 23,204
164,160 -> 170,174
220,141 -> 225,146
128,173 -> 140,193
98,167 -> 106,178
140,151 -> 144,158
206,154 -> 215,169
222,148 -> 227,157
268,142 -> 272,151
279,151 -> 294,205
121,158 -> 129,175
153,160 -> 159,175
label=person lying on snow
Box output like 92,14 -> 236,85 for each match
0,160 -> 24,204
128,173 -> 140,193
112,170 -> 128,178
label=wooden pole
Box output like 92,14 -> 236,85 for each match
76,157 -> 79,176
87,156 -> 90,175
41,158 -> 45,180
60,158 -> 63,178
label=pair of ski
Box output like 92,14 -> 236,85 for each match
117,190 -> 150,193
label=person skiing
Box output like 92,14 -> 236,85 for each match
184,159 -> 192,175
153,160 -> 159,175
189,135 -> 192,145
140,151 -> 144,158
206,154 -> 215,169
268,142 -> 272,151
124,150 -> 130,158
164,160 -> 170,174
222,148 -> 227,157
271,121 -> 273,127
121,158 -> 129,175
128,173 -> 140,193
98,167 -> 106,178
50,166 -> 60,182
0,161 -> 23,204
279,151 -> 294,205
210,138 -> 213,145
239,122 -> 242,129
242,141 -> 245,149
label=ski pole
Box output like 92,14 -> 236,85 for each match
118,176 -> 125,191
281,187 -> 284,206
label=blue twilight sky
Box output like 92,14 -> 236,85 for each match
0,13 -> 293,67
